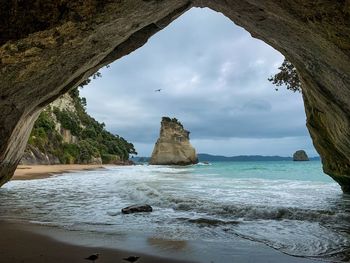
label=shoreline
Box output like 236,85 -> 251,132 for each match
0,220 -> 193,263
0,219 -> 324,263
4,165 -> 330,263
13,164 -> 108,180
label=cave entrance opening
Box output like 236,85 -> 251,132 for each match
2,2 -> 350,192
79,7 -> 317,162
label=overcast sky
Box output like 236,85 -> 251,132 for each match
81,7 -> 318,157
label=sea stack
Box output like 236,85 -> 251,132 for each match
150,117 -> 198,165
293,150 -> 309,161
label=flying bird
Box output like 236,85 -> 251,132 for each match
154,89 -> 162,92
85,253 -> 100,262
123,256 -> 140,262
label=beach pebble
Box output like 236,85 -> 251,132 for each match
121,204 -> 153,214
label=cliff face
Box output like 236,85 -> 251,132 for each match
50,94 -> 79,145
1,1 -> 350,191
20,93 -> 80,165
150,117 -> 198,165
20,145 -> 60,165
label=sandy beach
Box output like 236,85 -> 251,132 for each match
5,165 -> 194,263
0,221 -> 193,263
13,164 -> 106,180
6,165 -> 190,263
3,164 -> 333,263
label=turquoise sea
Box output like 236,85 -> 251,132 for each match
0,161 -> 349,262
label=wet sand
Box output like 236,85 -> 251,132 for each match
13,164 -> 106,180
0,220 -> 325,263
0,221 -> 194,263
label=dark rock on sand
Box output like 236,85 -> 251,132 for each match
293,150 -> 309,161
121,204 -> 153,214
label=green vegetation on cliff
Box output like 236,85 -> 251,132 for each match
162,117 -> 184,129
26,88 -> 136,164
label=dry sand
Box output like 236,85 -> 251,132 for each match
0,221 -> 193,263
13,164 -> 106,180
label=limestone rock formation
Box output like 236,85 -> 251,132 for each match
1,1 -> 350,192
50,93 -> 79,144
150,117 -> 198,165
293,150 -> 309,161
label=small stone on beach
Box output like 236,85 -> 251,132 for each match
85,253 -> 100,262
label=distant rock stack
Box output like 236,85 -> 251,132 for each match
293,150 -> 309,161
150,117 -> 198,165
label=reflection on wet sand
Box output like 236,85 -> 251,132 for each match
148,237 -> 188,252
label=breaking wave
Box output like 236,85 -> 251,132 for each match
0,163 -> 349,261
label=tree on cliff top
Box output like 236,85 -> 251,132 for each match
268,59 -> 301,92
162,117 -> 184,128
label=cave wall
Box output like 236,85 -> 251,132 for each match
1,0 -> 350,191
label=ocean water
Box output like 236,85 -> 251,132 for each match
0,161 -> 349,262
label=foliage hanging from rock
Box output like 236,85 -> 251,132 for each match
268,59 -> 301,92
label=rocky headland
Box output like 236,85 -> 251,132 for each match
150,117 -> 198,165
21,88 -> 136,165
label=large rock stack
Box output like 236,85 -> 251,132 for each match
150,117 -> 198,165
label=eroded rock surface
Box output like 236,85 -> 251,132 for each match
150,117 -> 198,165
20,145 -> 60,165
293,150 -> 309,161
0,1 -> 350,191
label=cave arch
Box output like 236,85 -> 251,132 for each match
1,1 -> 350,192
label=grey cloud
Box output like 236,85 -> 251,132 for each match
241,100 -> 272,112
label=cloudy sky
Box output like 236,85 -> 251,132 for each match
81,7 -> 318,157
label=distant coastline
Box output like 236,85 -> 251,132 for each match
197,153 -> 320,162
132,154 -> 320,163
